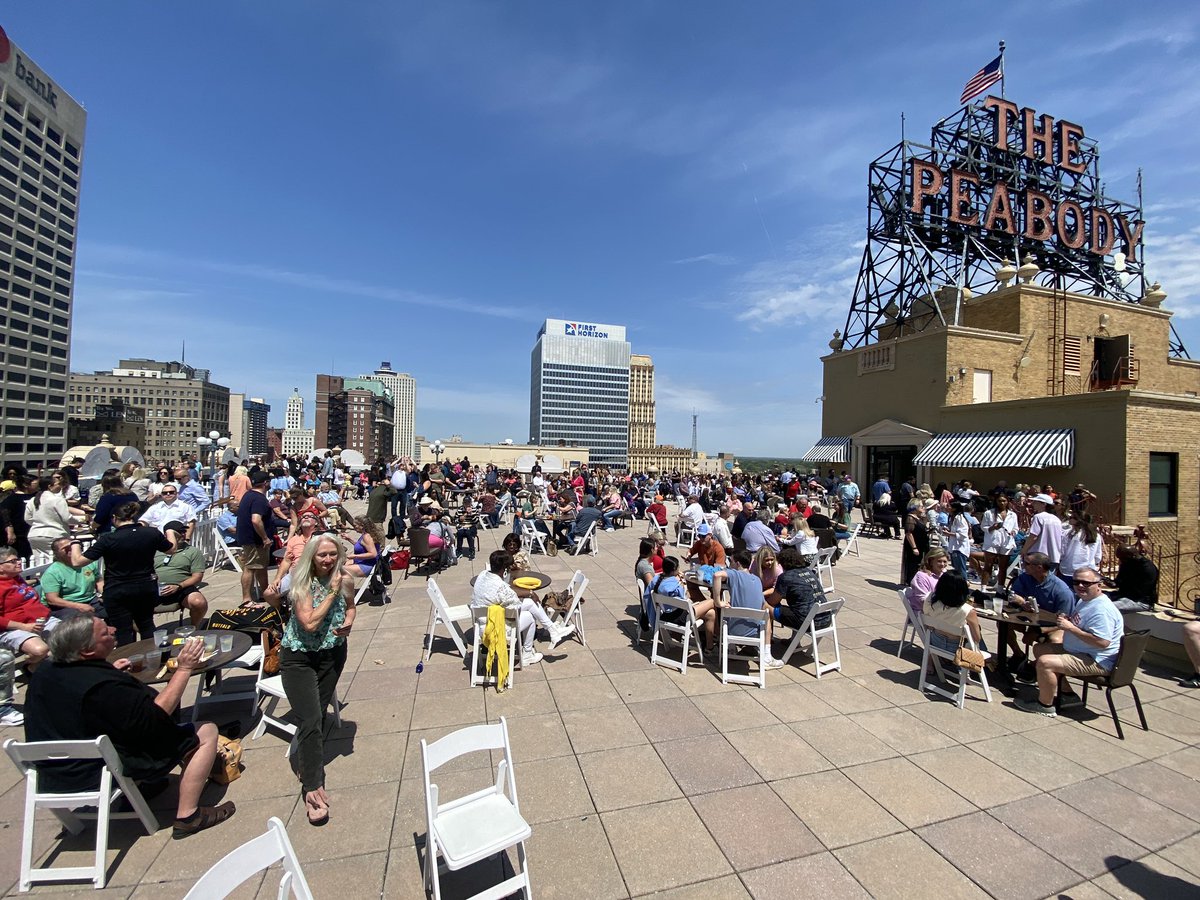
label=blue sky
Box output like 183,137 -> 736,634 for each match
8,2 -> 1199,456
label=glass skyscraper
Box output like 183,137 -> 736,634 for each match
530,319 -> 630,469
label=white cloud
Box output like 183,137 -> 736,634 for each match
671,253 -> 736,266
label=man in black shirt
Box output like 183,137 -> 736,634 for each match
235,470 -> 275,605
1107,544 -> 1159,611
767,547 -> 831,631
24,615 -> 235,838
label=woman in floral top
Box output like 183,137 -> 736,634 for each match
279,535 -> 355,826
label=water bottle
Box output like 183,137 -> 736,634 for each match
1030,596 -> 1039,617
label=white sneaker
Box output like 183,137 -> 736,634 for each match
549,622 -> 576,649
520,650 -> 544,667
763,656 -> 785,670
0,706 -> 24,726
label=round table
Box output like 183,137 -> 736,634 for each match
108,629 -> 254,685
510,570 -> 552,592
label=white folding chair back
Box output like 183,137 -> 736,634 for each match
552,570 -> 588,646
719,605 -> 770,688
4,736 -> 157,891
676,523 -> 696,548
816,547 -> 837,594
351,556 -> 387,606
918,622 -> 993,709
183,816 -> 313,899
495,495 -> 512,524
646,517 -> 666,539
470,605 -> 520,689
421,718 -> 532,900
843,523 -> 863,558
423,578 -> 473,660
572,520 -> 598,556
778,597 -> 845,678
519,518 -> 548,556
250,673 -> 343,757
649,593 -> 705,675
895,587 -> 928,658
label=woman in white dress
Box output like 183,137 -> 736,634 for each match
1058,512 -> 1103,587
980,493 -> 1018,588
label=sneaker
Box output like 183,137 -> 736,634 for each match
0,706 -> 23,727
763,656 -> 785,670
1179,674 -> 1200,689
548,622 -> 576,649
520,650 -> 544,667
1014,697 -> 1058,717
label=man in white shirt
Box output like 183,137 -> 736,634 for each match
140,485 -> 197,538
470,550 -> 574,665
676,495 -> 705,542
1023,494 -> 1063,573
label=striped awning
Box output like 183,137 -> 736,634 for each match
799,436 -> 851,464
913,429 -> 1075,469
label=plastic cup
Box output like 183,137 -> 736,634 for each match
127,653 -> 145,673
992,596 -> 1004,615
203,634 -> 218,653
219,633 -> 234,653
154,628 -> 168,647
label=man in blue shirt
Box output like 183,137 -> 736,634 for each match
235,472 -> 275,605
1008,551 -> 1075,668
172,465 -> 211,517
1016,566 -> 1123,717
836,475 -> 860,511
714,550 -> 782,668
871,474 -> 891,504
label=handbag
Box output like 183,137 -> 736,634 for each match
954,644 -> 986,673
208,602 -> 283,635
210,735 -> 243,785
390,549 -> 411,570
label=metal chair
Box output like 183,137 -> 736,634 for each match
404,527 -> 440,580
1056,628 -> 1150,740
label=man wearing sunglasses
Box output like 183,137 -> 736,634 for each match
1016,567 -> 1123,717
138,485 -> 196,539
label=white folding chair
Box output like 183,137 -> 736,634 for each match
719,605 -> 771,688
571,520 -> 598,556
421,718 -> 532,900
778,597 -> 845,678
423,578 -> 473,660
842,523 -> 863,558
191,634 -> 267,722
250,672 -> 343,758
495,495 -> 512,525
646,517 -> 666,540
183,816 -> 313,900
634,577 -> 651,645
212,537 -> 243,574
895,588 -> 928,658
676,523 -> 696,548
351,556 -> 387,606
4,736 -> 157,891
816,547 -> 837,594
519,518 -> 548,556
552,570 -> 588,646
649,593 -> 706,675
918,623 -> 993,709
470,606 -> 520,690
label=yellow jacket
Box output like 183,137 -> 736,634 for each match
483,604 -> 510,692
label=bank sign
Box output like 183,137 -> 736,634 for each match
565,322 -> 610,339
0,26 -> 60,111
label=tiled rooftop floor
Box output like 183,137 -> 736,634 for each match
2,505 -> 1199,898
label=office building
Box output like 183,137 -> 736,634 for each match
227,391 -> 245,454
281,387 -> 314,458
69,359 -> 229,463
0,26 -> 86,471
314,375 -> 394,460
66,397 -> 145,450
628,354 -> 656,451
358,361 -> 415,459
242,397 -> 270,456
530,319 -> 631,468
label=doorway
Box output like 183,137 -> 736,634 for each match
867,445 -> 917,491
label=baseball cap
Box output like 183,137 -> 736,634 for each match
1032,493 -> 1054,505
697,523 -> 711,536
250,470 -> 270,486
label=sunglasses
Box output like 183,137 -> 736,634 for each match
161,489 -> 178,494
1072,579 -> 1100,586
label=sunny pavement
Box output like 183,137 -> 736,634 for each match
2,500 -> 1200,899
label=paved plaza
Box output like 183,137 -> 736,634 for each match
2,506 -> 1200,898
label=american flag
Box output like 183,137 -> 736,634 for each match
960,54 -> 1002,104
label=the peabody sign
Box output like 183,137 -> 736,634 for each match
909,96 -> 1141,260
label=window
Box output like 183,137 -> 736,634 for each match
1063,335 -> 1082,376
1149,453 -> 1177,517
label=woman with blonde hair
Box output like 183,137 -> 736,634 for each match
227,465 -> 252,503
750,546 -> 783,593
780,514 -> 818,566
280,534 -> 355,826
342,515 -> 384,584
25,473 -> 80,554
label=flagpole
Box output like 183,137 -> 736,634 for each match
999,40 -> 1006,99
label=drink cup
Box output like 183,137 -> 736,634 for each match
219,633 -> 234,653
154,628 -> 168,647
204,634 -> 218,653
992,596 -> 1004,615
178,626 -> 195,641
128,653 -> 145,673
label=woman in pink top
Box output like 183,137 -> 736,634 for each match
750,546 -> 783,592
906,549 -> 949,614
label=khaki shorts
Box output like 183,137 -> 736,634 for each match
1043,647 -> 1109,678
240,543 -> 270,570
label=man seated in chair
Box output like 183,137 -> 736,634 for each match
153,522 -> 209,629
713,550 -> 784,669
41,537 -> 106,620
470,550 -> 574,667
23,615 -> 236,838
684,523 -> 726,605
675,494 -> 705,543
567,497 -> 603,550
1015,566 -> 1124,718
0,547 -> 61,668
764,547 -> 829,642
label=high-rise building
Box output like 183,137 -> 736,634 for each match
629,354 -> 656,451
0,26 -> 86,470
358,361 -> 415,459
242,397 -> 270,456
227,391 -> 245,453
530,319 -> 631,468
314,375 -> 394,460
68,359 -> 229,463
281,387 -> 314,458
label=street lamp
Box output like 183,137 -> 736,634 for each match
431,440 -> 446,465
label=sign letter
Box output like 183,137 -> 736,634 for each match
1116,216 -> 1145,262
1089,208 -> 1115,256
1056,199 -> 1087,250
983,183 -> 1015,233
1021,108 -> 1055,164
949,169 -> 980,226
1023,189 -> 1053,241
984,97 -> 1019,151
1057,120 -> 1086,174
909,160 -> 944,214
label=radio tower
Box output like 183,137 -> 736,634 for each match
691,410 -> 698,458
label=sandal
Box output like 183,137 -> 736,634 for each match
304,790 -> 329,827
172,801 -> 236,839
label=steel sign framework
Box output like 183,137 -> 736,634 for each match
840,98 -> 1188,358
